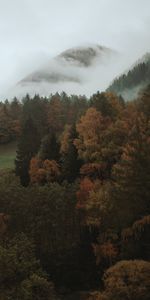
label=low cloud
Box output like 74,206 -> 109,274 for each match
0,0 -> 150,99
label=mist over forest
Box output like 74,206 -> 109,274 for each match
0,1 -> 150,300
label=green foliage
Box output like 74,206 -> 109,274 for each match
0,234 -> 57,300
61,125 -> 82,182
0,99 -> 21,144
39,133 -> 60,161
15,118 -> 40,186
112,114 -> 150,229
22,94 -> 48,139
0,175 -> 82,288
137,84 -> 150,118
90,92 -> 124,119
108,60 -> 150,97
20,274 -> 57,300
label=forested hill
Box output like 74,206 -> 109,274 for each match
107,53 -> 150,100
0,87 -> 150,299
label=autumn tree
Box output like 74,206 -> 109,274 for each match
76,177 -> 95,210
29,157 -> 60,184
80,162 -> 108,181
29,157 -> 45,184
102,260 -> 150,300
74,107 -> 111,162
88,260 -> 150,300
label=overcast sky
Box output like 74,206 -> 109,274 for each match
0,0 -> 150,97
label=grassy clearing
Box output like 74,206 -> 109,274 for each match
0,141 -> 17,170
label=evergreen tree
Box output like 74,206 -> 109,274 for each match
22,94 -> 48,139
61,125 -> 82,182
38,133 -> 60,161
112,114 -> 150,229
15,118 -> 40,186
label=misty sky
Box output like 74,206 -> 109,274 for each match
0,0 -> 150,97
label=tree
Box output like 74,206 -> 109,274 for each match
29,158 -> 60,184
74,107 -> 111,162
80,162 -> 108,181
88,260 -> 150,300
90,92 -> 123,120
10,97 -> 22,120
15,118 -> 40,186
0,102 -> 20,144
112,113 -> 150,229
137,84 -> 150,119
39,133 -> 60,161
76,177 -> 95,210
60,125 -> 82,182
20,274 -> 57,300
29,157 -> 45,184
47,94 -> 64,135
22,94 -> 48,139
122,215 -> 150,260
0,234 -> 57,300
102,260 -> 150,300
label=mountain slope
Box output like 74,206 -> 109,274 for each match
107,53 -> 150,100
57,45 -> 114,67
20,44 -> 115,84
7,44 -> 118,98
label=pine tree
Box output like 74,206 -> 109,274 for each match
38,133 -> 60,161
15,118 -> 40,186
61,125 -> 82,182
112,114 -> 150,229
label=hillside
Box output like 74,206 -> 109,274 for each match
107,53 -> 150,100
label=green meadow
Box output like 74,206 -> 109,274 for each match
0,142 -> 17,169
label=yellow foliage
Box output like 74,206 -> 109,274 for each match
122,215 -> 150,241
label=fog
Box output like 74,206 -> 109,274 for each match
0,0 -> 150,99
6,47 -> 133,99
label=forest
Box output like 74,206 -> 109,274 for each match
0,87 -> 150,299
107,60 -> 150,97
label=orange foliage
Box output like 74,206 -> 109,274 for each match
30,157 -> 60,184
76,177 -> 95,209
92,242 -> 118,265
43,159 -> 60,182
60,124 -> 72,153
74,107 -> 111,161
106,92 -> 123,116
122,215 -> 150,242
80,162 -> 107,180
